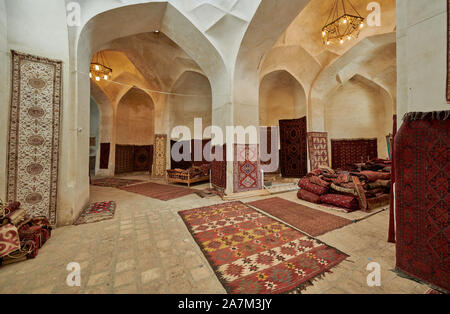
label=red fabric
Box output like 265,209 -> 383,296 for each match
331,139 -> 378,169
308,176 -> 329,188
395,112 -> 449,291
359,171 -> 390,182
297,189 -> 321,204
298,178 -> 328,195
320,194 -> 359,211
388,115 -> 397,243
279,117 -> 308,178
211,145 -> 227,189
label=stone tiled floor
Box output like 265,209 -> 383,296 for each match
0,177 -> 430,294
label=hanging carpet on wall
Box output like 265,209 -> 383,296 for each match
279,117 -> 308,178
307,132 -> 329,171
395,111 -> 449,292
170,140 -> 192,170
134,145 -> 153,173
99,143 -> 110,169
233,144 -> 261,193
115,145 -> 134,174
211,144 -> 227,190
153,134 -> 167,178
260,127 -> 280,173
331,138 -> 378,170
6,51 -> 63,225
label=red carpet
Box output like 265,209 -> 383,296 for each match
119,182 -> 196,201
247,197 -> 352,236
395,111 -> 449,291
279,117 -> 308,178
179,201 -> 348,294
91,177 -> 143,188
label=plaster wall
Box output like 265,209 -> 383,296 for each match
325,77 -> 393,159
396,0 -> 449,124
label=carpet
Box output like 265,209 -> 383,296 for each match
233,144 -> 261,193
134,145 -> 153,172
6,51 -> 63,225
74,201 -> 116,225
0,224 -> 21,258
307,132 -> 329,171
91,178 -> 144,188
388,115 -> 397,243
211,145 -> 227,190
100,143 -> 110,169
119,182 -> 195,201
260,127 -> 279,173
179,201 -> 348,294
331,138 -> 378,169
447,0 -> 450,102
247,197 -> 352,237
279,117 -> 308,178
153,134 -> 167,178
395,111 -> 449,291
115,145 -> 134,174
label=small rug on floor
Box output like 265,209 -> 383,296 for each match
119,182 -> 195,201
74,201 -> 116,225
247,197 -> 352,236
194,188 -> 224,199
91,177 -> 144,188
178,202 -> 348,294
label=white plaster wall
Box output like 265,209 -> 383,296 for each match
325,77 -> 393,158
396,0 -> 449,124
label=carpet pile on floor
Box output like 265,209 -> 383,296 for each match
179,201 -> 348,294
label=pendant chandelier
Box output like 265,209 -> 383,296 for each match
89,51 -> 112,81
321,0 -> 365,46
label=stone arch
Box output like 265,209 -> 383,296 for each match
259,70 -> 307,126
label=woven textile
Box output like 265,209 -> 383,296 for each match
279,118 -> 308,178
297,189 -> 321,204
134,145 -> 153,172
298,179 -> 328,196
233,144 -> 261,193
395,112 -> 449,291
307,132 -> 329,170
74,201 -> 116,225
100,143 -> 110,169
248,197 -> 351,236
179,202 -> 348,294
260,127 -> 279,173
115,145 -> 134,174
0,224 -> 21,258
211,145 -> 227,189
119,182 -> 195,201
320,194 -> 359,212
91,178 -> 143,188
331,139 -> 378,169
153,134 -> 167,178
447,0 -> 450,102
6,51 -> 62,225
388,115 -> 397,243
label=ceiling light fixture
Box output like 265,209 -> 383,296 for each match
321,0 -> 364,46
90,51 -> 112,81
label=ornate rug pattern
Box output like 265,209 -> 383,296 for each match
307,132 -> 329,171
6,51 -> 62,225
331,138 -> 378,169
279,118 -> 308,178
153,134 -> 167,178
179,202 -> 348,294
247,197 -> 352,237
395,111 -> 449,291
91,178 -> 144,188
211,145 -> 227,190
233,144 -> 261,193
119,182 -> 195,201
74,201 -> 116,225
260,127 -> 279,173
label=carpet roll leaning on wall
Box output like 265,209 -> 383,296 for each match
394,111 -> 449,292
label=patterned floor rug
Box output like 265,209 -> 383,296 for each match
74,201 -> 116,225
119,182 -> 195,201
91,177 -> 144,188
247,197 -> 352,237
178,202 -> 348,294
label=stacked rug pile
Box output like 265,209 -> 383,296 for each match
0,201 -> 52,265
297,159 -> 391,212
171,164 -> 211,179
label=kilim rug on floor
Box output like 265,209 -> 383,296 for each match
247,197 -> 352,237
279,117 -> 308,178
119,182 -> 195,201
6,51 -> 63,225
307,132 -> 329,171
74,201 -> 116,225
91,178 -> 144,188
395,111 -> 449,292
178,202 -> 348,294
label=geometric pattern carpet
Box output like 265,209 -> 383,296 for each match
179,202 -> 348,294
91,177 -> 144,189
74,201 -> 116,225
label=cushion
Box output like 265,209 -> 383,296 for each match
298,178 -> 328,195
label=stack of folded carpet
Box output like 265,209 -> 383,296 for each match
0,201 -> 52,265
297,159 -> 391,212
172,164 -> 210,179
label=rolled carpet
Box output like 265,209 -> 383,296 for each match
308,176 -> 330,187
320,194 -> 359,211
298,178 -> 328,195
359,171 -> 390,182
297,189 -> 321,204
